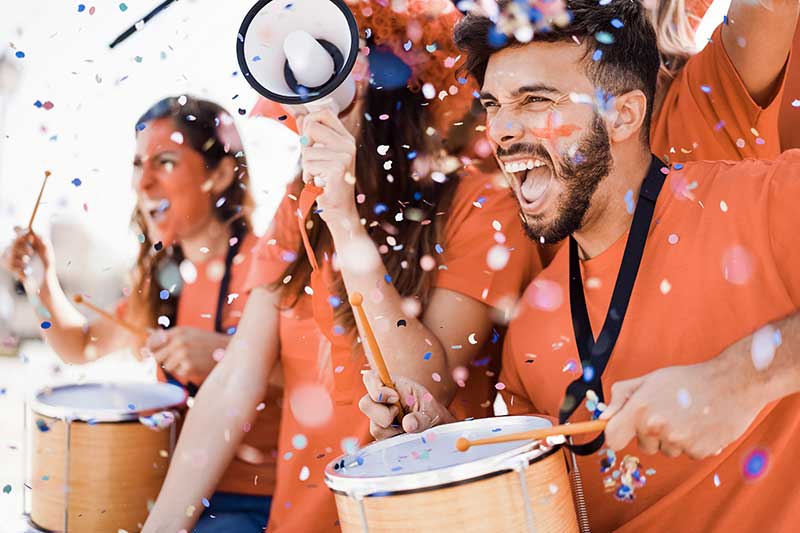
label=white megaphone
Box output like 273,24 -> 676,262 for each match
237,0 -> 359,114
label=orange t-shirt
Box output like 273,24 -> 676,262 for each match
245,170 -> 539,531
120,233 -> 281,497
500,151 -> 800,531
651,26 -> 786,162
779,24 -> 800,150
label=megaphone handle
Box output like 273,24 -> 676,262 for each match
305,96 -> 338,114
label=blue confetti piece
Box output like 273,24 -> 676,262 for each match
15,51 -> 25,59
333,325 -> 345,336
202,498 -> 210,508
136,122 -> 147,131
252,55 -> 262,62
592,49 -> 603,62
403,40 -> 412,51
226,326 -> 237,335
391,466 -> 403,472
488,26 -> 508,48
595,32 -> 614,44
384,274 -> 392,283
491,427 -> 502,433
423,352 -> 432,360
491,329 -> 500,344
434,243 -> 444,254
674,163 -> 684,170
374,203 -> 388,215
425,43 -> 437,53
413,192 -> 422,201
583,366 -> 595,382
329,296 -> 341,308
700,85 -> 712,94
159,289 -> 169,300
128,403 -> 136,410
356,456 -> 364,466
610,18 -> 624,28
34,100 -> 43,108
87,418 -> 99,425
71,178 -> 82,187
2,485 -> 10,494
36,419 -> 50,432
78,4 -> 85,12
119,3 -> 128,12
41,321 -> 51,329
624,189 -> 635,214
407,151 -> 417,160
457,77 -> 467,85
476,196 -> 487,205
42,475 -> 49,481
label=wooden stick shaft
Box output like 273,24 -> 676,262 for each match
76,298 -> 145,338
28,173 -> 50,231
350,296 -> 405,424
466,420 -> 607,448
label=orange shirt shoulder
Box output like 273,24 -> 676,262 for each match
651,26 -> 787,162
501,151 -> 800,531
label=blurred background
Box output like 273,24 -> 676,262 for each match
0,0 -> 729,525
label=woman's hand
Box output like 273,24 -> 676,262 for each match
1,227 -> 55,282
145,327 -> 229,382
298,109 -> 359,227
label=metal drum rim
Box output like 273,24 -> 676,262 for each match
324,415 -> 561,496
30,382 -> 187,422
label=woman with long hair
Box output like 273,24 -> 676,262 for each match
2,95 -> 281,532
141,1 -> 541,531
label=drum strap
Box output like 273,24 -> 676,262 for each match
559,156 -> 666,456
163,220 -> 245,396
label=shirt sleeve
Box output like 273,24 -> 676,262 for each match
767,150 -> 800,306
651,26 -> 787,161
434,169 -> 541,310
243,186 -> 303,293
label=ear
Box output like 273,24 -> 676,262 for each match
208,157 -> 236,196
607,89 -> 648,143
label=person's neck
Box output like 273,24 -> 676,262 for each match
572,148 -> 653,260
179,217 -> 231,263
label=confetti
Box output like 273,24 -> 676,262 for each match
713,473 -> 721,487
2,485 -> 11,494
743,449 -> 768,480
700,85 -> 712,94
78,4 -> 86,12
41,321 -> 52,329
667,233 -> 679,245
659,279 -> 671,295
486,245 -> 510,271
71,178 -> 82,187
495,382 -> 506,391
624,189 -> 635,214
159,289 -> 170,300
36,419 -> 50,432
592,49 -> 603,61
292,434 -> 308,450
751,324 -> 780,371
676,388 -> 691,408
119,2 -> 128,11
720,200 -> 728,212
15,51 -> 25,59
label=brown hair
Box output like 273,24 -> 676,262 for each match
126,96 -> 254,332
454,0 -> 661,138
272,84 -> 461,330
647,0 -> 701,87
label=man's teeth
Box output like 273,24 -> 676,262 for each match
503,159 -> 546,173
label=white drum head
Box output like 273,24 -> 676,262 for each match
325,416 -> 560,496
31,382 -> 187,422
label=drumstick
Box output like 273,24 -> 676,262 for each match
73,295 -> 146,338
348,292 -> 406,425
455,419 -> 608,452
28,171 -> 51,231
72,294 -> 200,395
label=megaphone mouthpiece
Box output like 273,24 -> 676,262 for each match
284,31 -> 336,89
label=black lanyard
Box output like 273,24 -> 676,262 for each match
559,156 -> 666,455
164,222 -> 245,396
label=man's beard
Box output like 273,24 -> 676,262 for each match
520,114 -> 612,244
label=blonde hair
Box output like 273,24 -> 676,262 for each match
647,0 -> 704,85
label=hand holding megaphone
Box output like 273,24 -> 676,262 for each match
297,108 -> 359,226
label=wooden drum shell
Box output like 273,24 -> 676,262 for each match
333,448 -> 578,533
30,413 -> 172,532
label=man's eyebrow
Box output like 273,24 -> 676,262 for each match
511,84 -> 562,97
478,91 -> 497,101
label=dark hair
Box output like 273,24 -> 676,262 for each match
273,83 -> 460,330
127,96 -> 254,332
454,0 -> 660,137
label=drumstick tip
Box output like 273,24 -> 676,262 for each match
455,437 -> 471,452
348,292 -> 363,307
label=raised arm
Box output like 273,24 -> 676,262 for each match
1,229 -> 131,362
722,0 -> 799,107
142,286 -> 280,532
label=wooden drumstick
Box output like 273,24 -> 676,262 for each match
28,171 -> 51,232
455,419 -> 608,452
72,294 -> 146,339
348,292 -> 406,426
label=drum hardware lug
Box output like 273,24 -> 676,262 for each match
63,417 -> 74,533
512,459 -> 537,533
350,492 -> 371,533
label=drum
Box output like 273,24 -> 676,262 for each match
28,383 -> 186,532
325,416 -> 579,532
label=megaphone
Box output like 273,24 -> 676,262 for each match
237,0 -> 360,114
